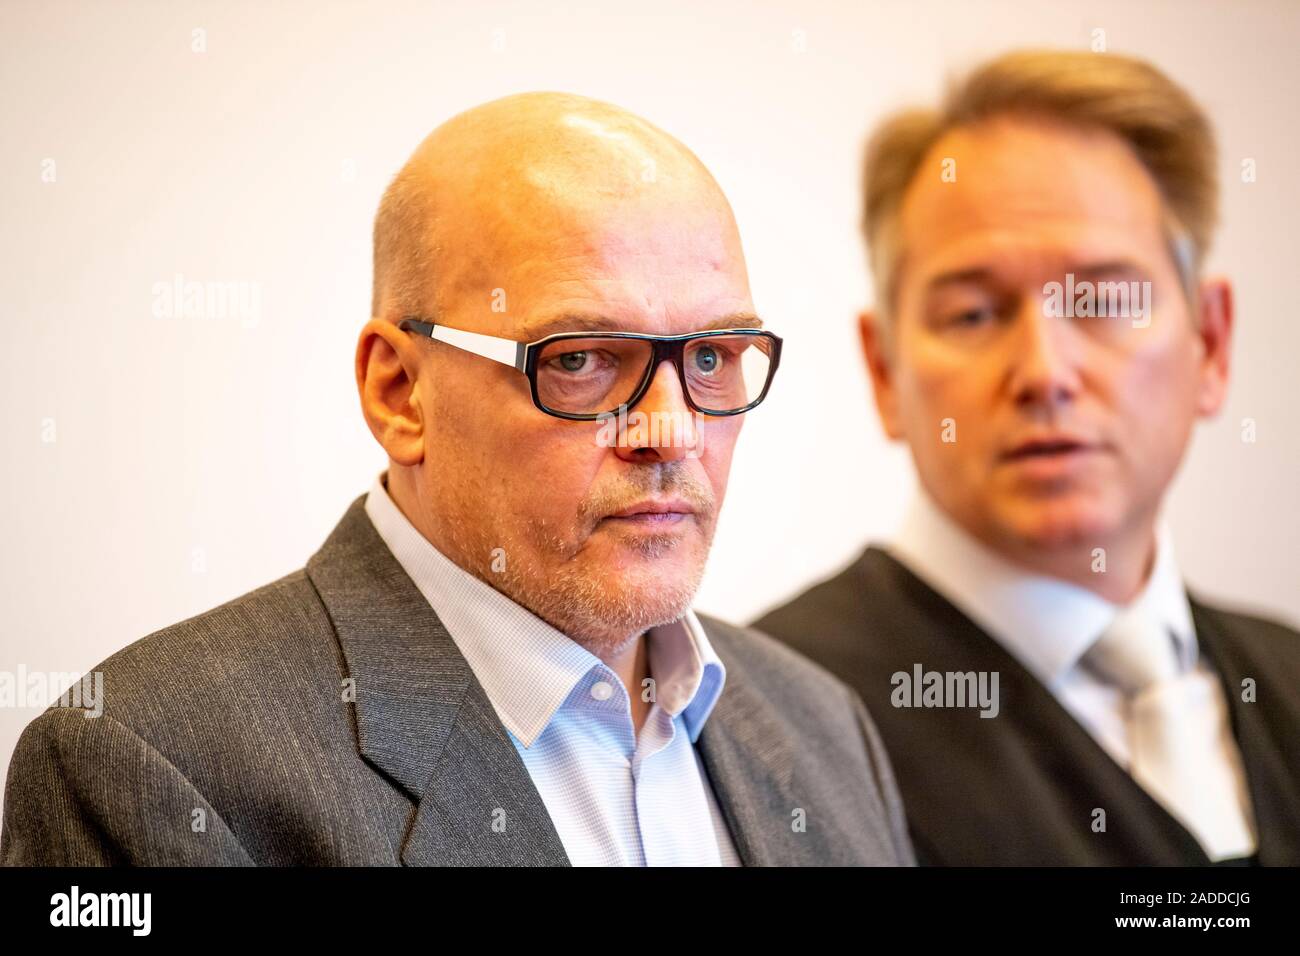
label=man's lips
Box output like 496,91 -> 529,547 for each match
602,499 -> 696,524
999,435 -> 1100,461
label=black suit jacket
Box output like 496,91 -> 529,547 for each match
754,546 -> 1300,865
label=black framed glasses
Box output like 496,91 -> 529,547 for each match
398,318 -> 782,421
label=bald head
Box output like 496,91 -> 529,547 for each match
371,91 -> 743,324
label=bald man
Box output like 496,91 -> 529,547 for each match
1,93 -> 913,867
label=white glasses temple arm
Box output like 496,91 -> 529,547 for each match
402,319 -> 525,370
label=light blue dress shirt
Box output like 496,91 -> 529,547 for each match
364,473 -> 742,866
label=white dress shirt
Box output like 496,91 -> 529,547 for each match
886,489 -> 1256,859
364,473 -> 742,866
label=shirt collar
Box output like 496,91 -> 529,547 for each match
362,472 -> 726,747
649,612 -> 727,744
886,487 -> 1198,687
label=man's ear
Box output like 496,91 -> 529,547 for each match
859,309 -> 904,440
1193,277 -> 1233,418
356,318 -> 426,466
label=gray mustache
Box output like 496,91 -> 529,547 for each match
578,462 -> 715,526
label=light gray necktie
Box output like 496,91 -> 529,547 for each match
1083,603 -> 1255,860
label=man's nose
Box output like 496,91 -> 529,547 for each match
611,360 -> 701,463
1006,299 -> 1083,412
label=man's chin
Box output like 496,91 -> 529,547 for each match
991,493 -> 1121,553
499,534 -> 708,646
581,544 -> 705,598
546,575 -> 701,649
587,517 -> 708,565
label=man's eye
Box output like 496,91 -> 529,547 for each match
554,351 -> 589,372
692,345 -> 723,375
545,349 -> 619,377
948,307 -> 995,328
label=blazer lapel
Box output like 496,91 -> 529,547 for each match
694,638 -> 801,866
305,495 -> 569,866
1190,597 -> 1300,865
400,683 -> 571,866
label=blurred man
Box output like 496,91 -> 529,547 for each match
756,51 -> 1299,864
2,93 -> 913,866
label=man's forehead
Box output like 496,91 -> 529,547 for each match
911,228 -> 1157,287
897,120 -> 1169,284
516,310 -> 763,341
909,119 -> 1163,220
431,194 -> 752,336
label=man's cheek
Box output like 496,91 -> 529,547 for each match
700,442 -> 735,492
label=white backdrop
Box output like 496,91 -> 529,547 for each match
3,0 -> 1297,810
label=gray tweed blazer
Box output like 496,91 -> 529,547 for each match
1,496 -> 914,866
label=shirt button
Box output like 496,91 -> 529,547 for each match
590,680 -> 614,701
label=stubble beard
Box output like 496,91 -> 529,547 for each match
440,465 -> 716,656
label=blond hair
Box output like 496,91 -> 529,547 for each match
862,49 -> 1218,319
